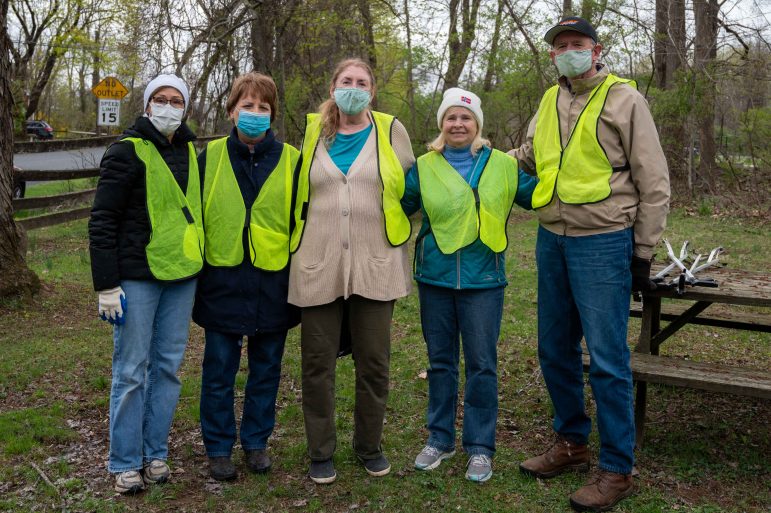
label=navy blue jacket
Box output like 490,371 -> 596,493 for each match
192,128 -> 300,335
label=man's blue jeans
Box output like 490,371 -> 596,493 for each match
200,329 -> 287,457
108,278 -> 196,473
536,226 -> 635,475
418,283 -> 504,457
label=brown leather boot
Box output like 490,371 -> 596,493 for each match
569,470 -> 634,512
519,435 -> 590,479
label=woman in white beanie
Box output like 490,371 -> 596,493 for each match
401,87 -> 537,482
288,57 -> 415,484
89,73 -> 202,493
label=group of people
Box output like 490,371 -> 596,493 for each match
88,16 -> 669,513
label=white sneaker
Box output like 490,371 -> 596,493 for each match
465,454 -> 493,482
414,445 -> 456,470
115,470 -> 145,494
143,460 -> 170,485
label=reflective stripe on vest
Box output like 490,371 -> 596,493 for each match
531,74 -> 634,209
289,111 -> 410,253
417,149 -> 518,254
125,137 -> 204,281
203,137 -> 299,271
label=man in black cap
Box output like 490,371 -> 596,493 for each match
510,16 -> 670,513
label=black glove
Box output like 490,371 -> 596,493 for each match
630,256 -> 657,292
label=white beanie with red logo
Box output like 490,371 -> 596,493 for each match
436,87 -> 484,131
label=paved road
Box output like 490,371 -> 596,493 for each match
14,146 -> 107,171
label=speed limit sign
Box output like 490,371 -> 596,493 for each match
98,99 -> 121,126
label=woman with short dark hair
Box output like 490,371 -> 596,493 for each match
194,72 -> 299,481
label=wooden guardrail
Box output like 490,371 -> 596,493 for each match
14,134 -> 226,154
13,135 -> 225,230
14,135 -> 120,154
12,168 -> 99,230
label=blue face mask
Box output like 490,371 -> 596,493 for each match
333,88 -> 371,115
237,110 -> 271,138
554,49 -> 594,78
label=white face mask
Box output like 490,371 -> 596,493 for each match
147,103 -> 184,136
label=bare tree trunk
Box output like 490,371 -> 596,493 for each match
357,0 -> 377,72
443,0 -> 482,90
653,0 -> 688,191
92,28 -> 101,135
250,0 -> 276,73
404,0 -> 416,129
654,0 -> 668,88
483,0 -> 504,93
563,0 -> 573,17
667,0 -> 685,81
275,33 -> 287,139
0,0 -> 40,298
694,0 -> 719,188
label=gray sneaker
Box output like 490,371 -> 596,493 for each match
115,470 -> 145,494
414,445 -> 456,470
361,454 -> 391,477
142,460 -> 170,485
465,454 -> 493,482
309,459 -> 336,484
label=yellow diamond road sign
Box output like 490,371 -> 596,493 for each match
92,76 -> 128,100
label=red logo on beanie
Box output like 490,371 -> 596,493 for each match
560,20 -> 579,25
460,96 -> 472,104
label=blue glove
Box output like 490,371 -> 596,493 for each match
98,287 -> 127,325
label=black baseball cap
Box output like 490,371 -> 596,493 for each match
544,16 -> 598,45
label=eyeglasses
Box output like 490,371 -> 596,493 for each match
151,96 -> 185,108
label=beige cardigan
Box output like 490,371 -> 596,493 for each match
288,117 -> 415,308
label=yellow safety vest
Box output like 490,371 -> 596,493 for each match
532,74 -> 635,209
289,111 -> 411,252
203,137 -> 299,271
418,149 -> 519,254
125,137 -> 204,281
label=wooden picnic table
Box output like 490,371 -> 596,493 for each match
630,265 -> 771,447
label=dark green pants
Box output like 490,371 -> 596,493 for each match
301,295 -> 394,461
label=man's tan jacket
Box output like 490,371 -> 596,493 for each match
510,65 -> 670,260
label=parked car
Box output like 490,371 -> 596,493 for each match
13,166 -> 25,199
25,120 -> 54,140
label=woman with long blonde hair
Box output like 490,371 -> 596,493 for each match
288,58 -> 415,484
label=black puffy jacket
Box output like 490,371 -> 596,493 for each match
88,116 -> 197,291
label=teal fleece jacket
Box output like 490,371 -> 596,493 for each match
401,145 -> 537,290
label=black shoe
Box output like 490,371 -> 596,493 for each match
209,456 -> 237,481
360,454 -> 391,477
245,449 -> 271,474
309,459 -> 336,484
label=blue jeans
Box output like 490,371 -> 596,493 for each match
200,329 -> 287,456
108,278 -> 196,473
418,283 -> 504,457
536,226 -> 635,474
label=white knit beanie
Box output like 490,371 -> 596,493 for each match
436,87 -> 483,131
143,74 -> 190,113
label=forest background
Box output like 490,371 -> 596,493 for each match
4,0 -> 770,202
0,1 -> 769,511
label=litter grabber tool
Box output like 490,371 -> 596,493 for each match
654,239 -> 720,295
652,240 -> 689,280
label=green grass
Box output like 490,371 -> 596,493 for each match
0,403 -> 74,456
0,208 -> 768,511
24,177 -> 97,198
13,177 -> 96,220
